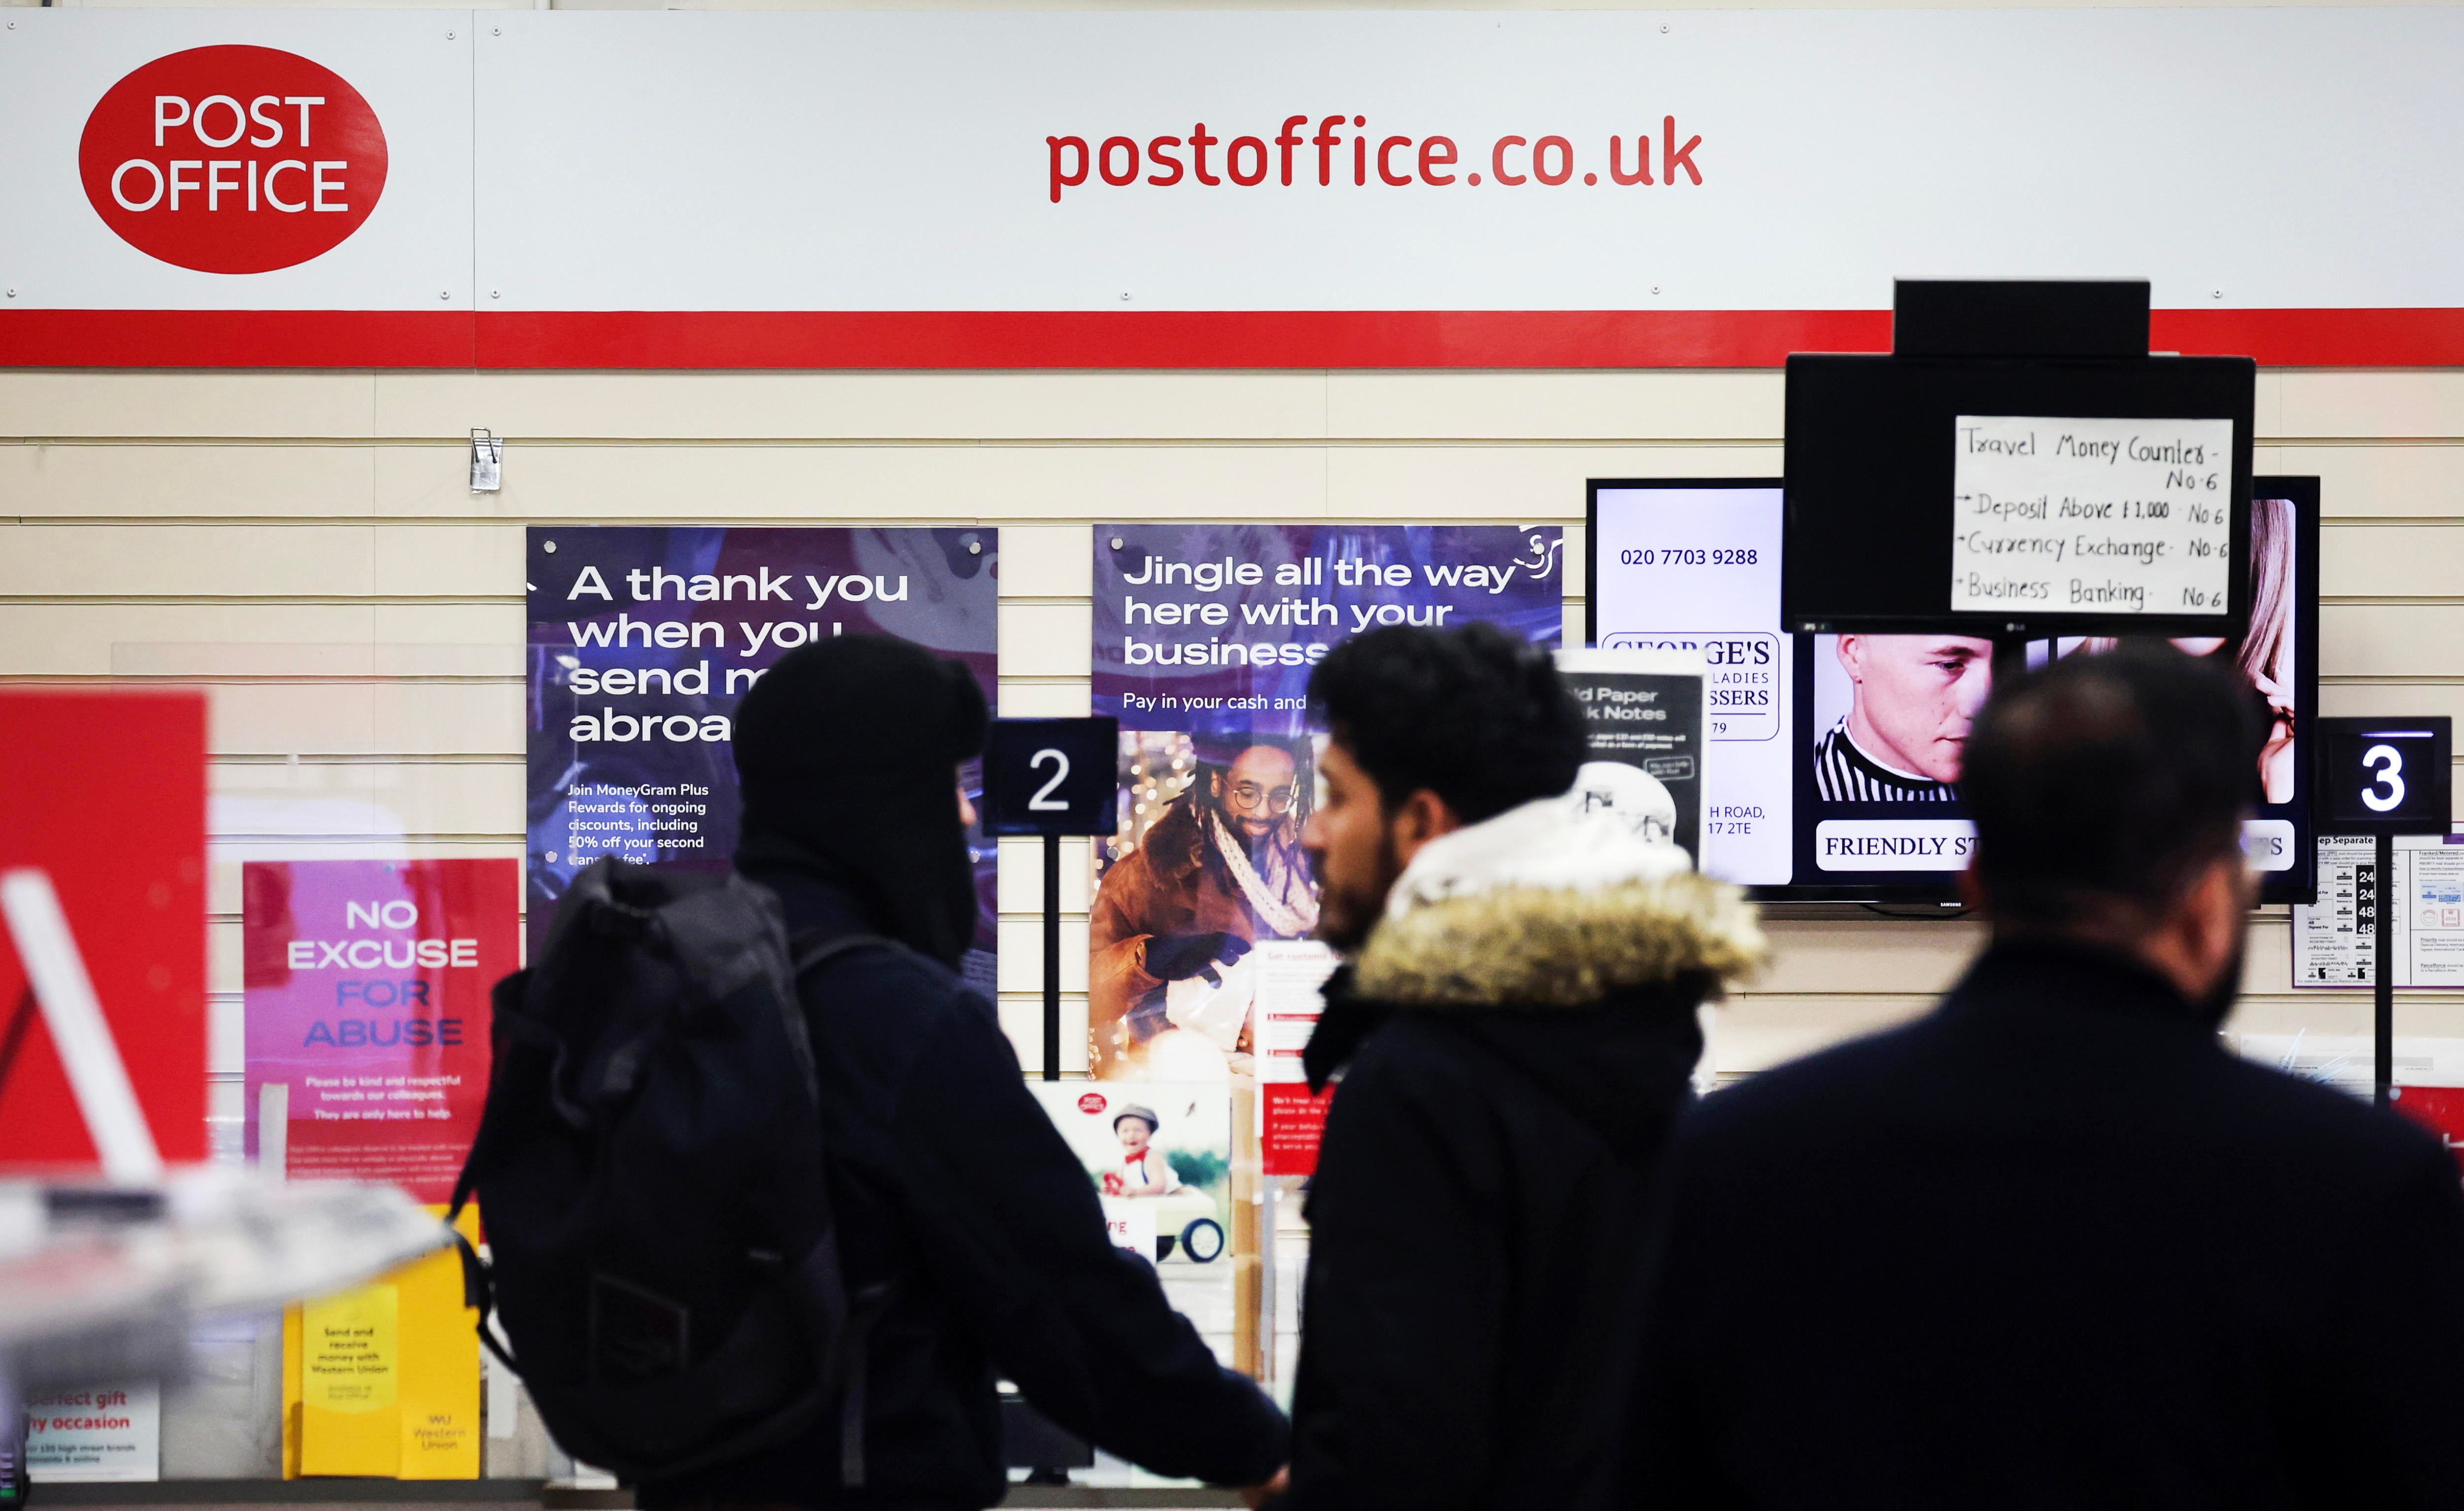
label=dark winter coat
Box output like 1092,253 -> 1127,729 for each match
1629,940 -> 2464,1511
1272,862 -> 1767,1511
641,868 -> 1288,1511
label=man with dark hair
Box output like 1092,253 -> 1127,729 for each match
644,636 -> 1288,1511
1629,647 -> 2464,1509
1261,624 -> 1766,1511
1090,738 -> 1317,1075
1812,633 -> 1994,801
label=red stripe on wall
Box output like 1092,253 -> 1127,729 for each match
2149,308 -> 2464,368
0,309 -> 476,369
4,307 -> 2464,370
474,309 -> 1895,369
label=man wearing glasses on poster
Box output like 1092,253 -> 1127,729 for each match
1089,740 -> 1319,1075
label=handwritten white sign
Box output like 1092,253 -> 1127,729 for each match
1949,415 -> 2235,616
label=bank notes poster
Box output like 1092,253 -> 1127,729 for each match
525,527 -> 999,991
242,858 -> 514,1203
1087,524 -> 1562,1093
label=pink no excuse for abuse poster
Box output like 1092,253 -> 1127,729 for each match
242,859 -> 517,1204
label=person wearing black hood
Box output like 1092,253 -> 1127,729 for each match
1263,625 -> 1766,1511
641,636 -> 1288,1511
1626,647 -> 2464,1509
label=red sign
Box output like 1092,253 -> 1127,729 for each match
0,690 -> 208,1170
242,858 -> 513,1203
1077,1091 -> 1108,1115
2392,1085 -> 2464,1176
79,45 -> 387,274
1262,1082 -> 1334,1177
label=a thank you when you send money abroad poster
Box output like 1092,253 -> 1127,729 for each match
526,528 -> 999,990
1087,525 -> 1563,1104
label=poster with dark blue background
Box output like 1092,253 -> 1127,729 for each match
525,526 -> 999,992
1086,523 -> 1562,1079
1093,524 -> 1565,738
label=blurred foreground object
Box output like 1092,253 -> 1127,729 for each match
0,692 -> 448,1402
0,691 -> 208,1169
0,1170 -> 447,1393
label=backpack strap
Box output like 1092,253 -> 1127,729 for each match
789,928 -> 900,980
445,968 -> 545,1384
783,926 -> 908,1488
835,1281 -> 898,1488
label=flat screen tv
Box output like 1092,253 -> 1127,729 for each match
1782,355 -> 2258,639
1589,476 -> 2317,905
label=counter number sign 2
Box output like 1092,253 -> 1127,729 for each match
984,718 -> 1118,1081
2315,716 -> 2452,1106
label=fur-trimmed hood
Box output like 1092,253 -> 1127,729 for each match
1301,797 -> 1766,1151
1352,797 -> 1767,1009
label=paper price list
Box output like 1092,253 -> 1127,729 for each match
2295,836 -> 2376,984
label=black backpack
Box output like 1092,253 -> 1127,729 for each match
450,858 -> 895,1484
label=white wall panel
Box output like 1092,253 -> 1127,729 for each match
211,756 -> 522,834
0,603 -> 520,673
374,371 -> 1335,442
994,837 -> 1095,913
998,679 -> 1094,718
197,681 -> 521,756
0,444 -> 382,520
0,372 -> 378,439
2277,371 -> 2464,439
0,523 -> 379,594
995,995 -> 1089,1077
998,602 -> 1096,678
9,362 -> 2464,1082
2319,604 -> 2464,678
996,919 -> 1093,994
2259,444 -> 2464,518
998,524 -> 1095,600
2318,523 -> 2464,599
413,444 -> 1337,524
1328,371 -> 1782,441
0,522 -> 519,598
1327,445 -> 1777,523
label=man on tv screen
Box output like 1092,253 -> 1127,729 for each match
1812,634 -> 1994,801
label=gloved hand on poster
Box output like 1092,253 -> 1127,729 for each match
1144,932 -> 1251,983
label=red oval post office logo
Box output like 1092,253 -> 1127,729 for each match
1077,1092 -> 1108,1115
79,45 -> 387,275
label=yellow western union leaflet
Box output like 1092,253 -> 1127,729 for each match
394,1217 -> 482,1478
287,1208 -> 482,1479
299,1286 -> 399,1476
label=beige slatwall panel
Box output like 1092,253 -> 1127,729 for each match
6,369 -> 2463,1080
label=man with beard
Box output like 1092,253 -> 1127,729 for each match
1813,633 -> 1994,801
1090,740 -> 1318,1076
1628,647 -> 2464,1510
1260,625 -> 1765,1511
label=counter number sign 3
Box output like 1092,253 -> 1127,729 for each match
984,718 -> 1118,1080
2316,716 -> 2453,1105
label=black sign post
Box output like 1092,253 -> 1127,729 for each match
982,717 -> 1118,1080
2316,717 -> 2453,1105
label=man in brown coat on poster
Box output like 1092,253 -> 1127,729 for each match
1089,740 -> 1317,1075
